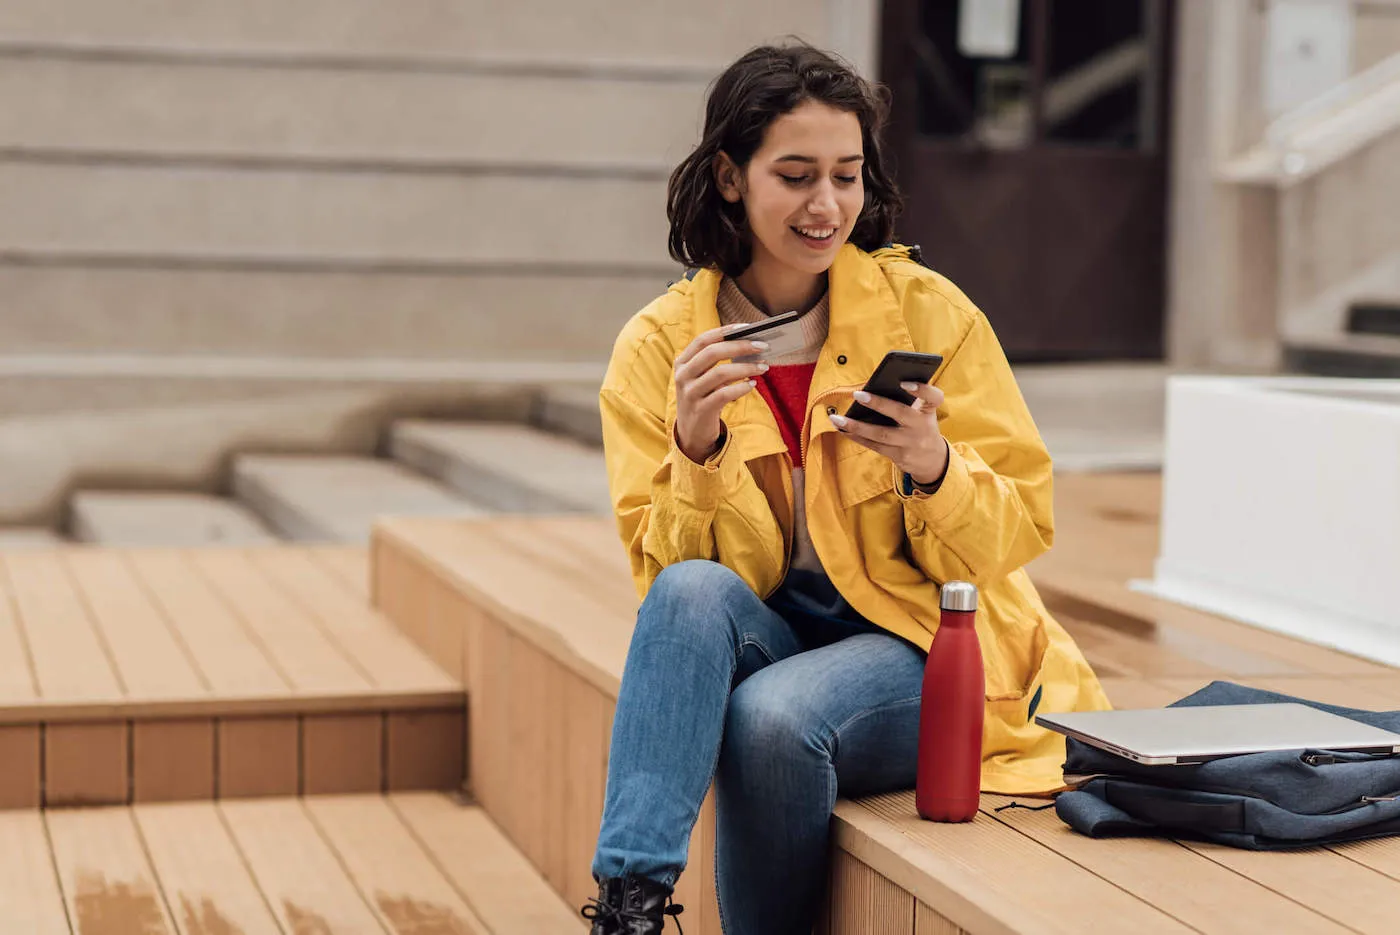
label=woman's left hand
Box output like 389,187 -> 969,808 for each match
829,382 -> 949,486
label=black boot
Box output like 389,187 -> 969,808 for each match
581,874 -> 685,934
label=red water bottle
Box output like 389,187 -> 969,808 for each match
916,581 -> 985,822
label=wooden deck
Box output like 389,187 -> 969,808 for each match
0,546 -> 463,808
0,793 -> 580,935
373,472 -> 1400,935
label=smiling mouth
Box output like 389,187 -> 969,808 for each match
792,225 -> 837,247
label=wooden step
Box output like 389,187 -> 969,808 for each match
233,454 -> 484,543
69,490 -> 278,546
0,160 -> 671,269
1,53 -> 698,171
0,545 -> 462,809
4,794 -> 579,935
390,420 -> 611,514
371,477 -> 1400,935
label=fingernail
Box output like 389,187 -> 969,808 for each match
900,382 -> 920,392
751,341 -> 769,351
852,390 -> 871,403
829,414 -> 848,428
756,362 -> 769,372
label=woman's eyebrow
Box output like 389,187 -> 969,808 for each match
773,154 -> 865,164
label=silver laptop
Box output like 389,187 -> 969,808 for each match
1036,704 -> 1400,765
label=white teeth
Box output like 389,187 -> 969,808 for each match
796,226 -> 836,239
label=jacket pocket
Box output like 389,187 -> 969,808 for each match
836,445 -> 894,509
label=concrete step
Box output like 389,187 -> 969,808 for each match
535,383 -> 603,448
0,0 -> 815,70
233,453 -> 484,543
0,264 -> 656,360
68,490 -> 278,545
0,55 -> 700,170
0,161 -> 670,268
0,527 -> 64,549
390,421 -> 611,514
1285,333 -> 1400,378
0,365 -> 576,525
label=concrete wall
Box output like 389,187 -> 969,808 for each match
0,0 -> 843,521
1166,0 -> 1400,371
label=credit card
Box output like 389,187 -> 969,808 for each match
731,311 -> 807,362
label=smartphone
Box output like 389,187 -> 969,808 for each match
843,350 -> 945,427
727,309 -> 805,362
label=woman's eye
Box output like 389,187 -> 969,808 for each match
779,175 -> 808,185
835,175 -> 858,184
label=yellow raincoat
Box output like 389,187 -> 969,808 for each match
599,242 -> 1110,794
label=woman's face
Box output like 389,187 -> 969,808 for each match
717,100 -> 866,277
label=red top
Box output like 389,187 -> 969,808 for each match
753,362 -> 817,467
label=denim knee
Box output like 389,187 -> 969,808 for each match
640,560 -> 752,633
723,680 -> 830,772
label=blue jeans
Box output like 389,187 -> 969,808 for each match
592,560 -> 926,934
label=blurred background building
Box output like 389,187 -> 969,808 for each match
0,0 -> 1396,540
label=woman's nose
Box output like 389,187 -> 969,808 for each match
808,181 -> 838,216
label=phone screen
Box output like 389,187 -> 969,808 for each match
843,351 -> 944,426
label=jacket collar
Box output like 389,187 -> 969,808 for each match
684,244 -> 916,458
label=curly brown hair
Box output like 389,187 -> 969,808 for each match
667,41 -> 903,277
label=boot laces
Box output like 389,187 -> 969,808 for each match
580,892 -> 685,934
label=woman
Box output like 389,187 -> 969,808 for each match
584,42 -> 1109,935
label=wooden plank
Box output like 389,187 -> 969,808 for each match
0,725 -> 41,808
916,903 -> 964,935
46,722 -> 129,806
304,545 -> 371,598
132,801 -> 282,935
1096,677 -> 1183,710
1056,612 -> 1231,679
485,518 -> 640,611
245,547 -> 458,692
505,638 -> 559,877
983,793 -> 1349,934
561,671 -> 609,912
123,550 -> 290,697
132,720 -> 215,803
470,617 -> 513,823
0,810 -> 70,935
830,850 -> 916,935
304,794 -> 488,934
0,559 -> 38,703
185,549 -> 370,695
376,519 -> 632,697
691,789 -> 722,935
1329,837 -> 1400,883
391,792 -> 583,934
385,708 -> 466,791
1183,839 -> 1400,934
46,806 -> 178,935
217,717 -> 299,798
218,798 -> 383,933
835,792 -> 1195,935
302,713 -> 384,795
62,550 -> 209,700
423,567 -> 469,684
1,551 -> 123,700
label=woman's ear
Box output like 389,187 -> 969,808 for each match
713,152 -> 745,204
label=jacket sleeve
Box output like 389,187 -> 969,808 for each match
895,309 -> 1055,586
600,354 -> 786,600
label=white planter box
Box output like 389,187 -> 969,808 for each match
1136,377 -> 1400,666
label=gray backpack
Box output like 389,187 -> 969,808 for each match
1054,681 -> 1400,849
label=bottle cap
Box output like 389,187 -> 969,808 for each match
940,581 -> 978,613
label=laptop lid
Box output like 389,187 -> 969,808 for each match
1036,703 -> 1400,765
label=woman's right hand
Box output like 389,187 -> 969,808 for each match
673,327 -> 770,463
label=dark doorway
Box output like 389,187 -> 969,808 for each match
880,0 -> 1173,360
